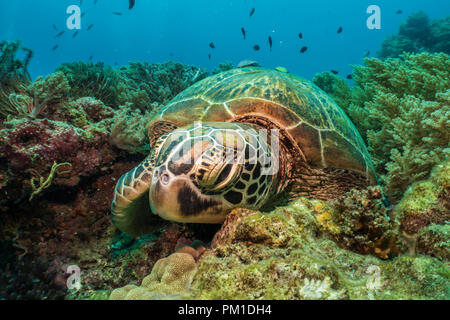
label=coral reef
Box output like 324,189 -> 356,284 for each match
313,52 -> 450,200
395,160 -> 449,234
186,201 -> 448,300
212,61 -> 234,74
56,62 -> 124,108
109,252 -> 197,300
118,61 -> 208,110
378,12 -> 450,59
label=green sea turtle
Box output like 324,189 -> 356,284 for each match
111,67 -> 377,237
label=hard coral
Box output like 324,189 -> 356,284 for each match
109,252 -> 197,300
186,198 -> 449,300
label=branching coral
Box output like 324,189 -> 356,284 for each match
314,52 -> 450,200
378,12 -> 450,59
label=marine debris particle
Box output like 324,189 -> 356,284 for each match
29,161 -> 72,201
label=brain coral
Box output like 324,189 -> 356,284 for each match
109,252 -> 197,300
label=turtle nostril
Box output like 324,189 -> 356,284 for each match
160,173 -> 170,185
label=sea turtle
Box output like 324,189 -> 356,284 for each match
111,67 -> 377,237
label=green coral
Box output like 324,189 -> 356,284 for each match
56,62 -> 123,107
212,61 -> 234,75
187,200 -> 449,300
118,61 -> 209,109
314,53 -> 450,200
109,104 -> 157,154
393,159 -> 450,236
378,12 -> 450,59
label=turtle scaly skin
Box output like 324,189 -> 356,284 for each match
111,67 -> 377,237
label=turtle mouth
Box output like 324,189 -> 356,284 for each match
149,172 -> 223,223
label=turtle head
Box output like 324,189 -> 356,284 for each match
149,122 -> 277,223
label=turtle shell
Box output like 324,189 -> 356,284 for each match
148,67 -> 376,182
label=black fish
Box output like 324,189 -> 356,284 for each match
113,12 -> 122,16
55,31 -> 65,38
337,26 -> 343,34
331,70 -> 338,75
268,36 -> 272,52
396,10 -> 403,14
249,8 -> 255,17
300,46 -> 308,53
52,24 -> 58,31
208,53 -> 211,60
87,24 -> 94,31
253,44 -> 260,51
52,45 -> 59,51
72,31 -> 79,38
298,32 -> 303,39
129,0 -> 135,10
241,27 -> 246,40
209,42 -> 215,49
346,74 -> 353,80
81,12 -> 85,17
364,50 -> 370,58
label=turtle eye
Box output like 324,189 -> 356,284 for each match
160,173 -> 170,185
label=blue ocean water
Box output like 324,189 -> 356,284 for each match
1,0 -> 449,79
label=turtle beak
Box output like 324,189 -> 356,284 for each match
149,170 -> 184,221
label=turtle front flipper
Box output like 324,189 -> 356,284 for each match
111,158 -> 166,237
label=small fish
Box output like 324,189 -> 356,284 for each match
94,0 -> 98,5
241,27 -> 246,40
80,0 -> 83,5
346,74 -> 353,80
72,31 -> 79,38
208,53 -> 211,60
55,31 -> 65,38
209,42 -> 215,49
113,12 -> 122,16
249,8 -> 255,17
129,0 -> 135,10
337,26 -> 343,34
253,44 -> 260,51
331,70 -> 338,75
298,32 -> 303,39
300,46 -> 308,53
87,24 -> 94,31
81,12 -> 85,18
89,56 -> 93,61
396,10 -> 403,14
364,50 -> 370,58
52,45 -> 59,51
169,52 -> 174,57
268,36 -> 272,52
52,24 -> 58,31
114,62 -> 118,66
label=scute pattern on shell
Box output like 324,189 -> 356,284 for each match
149,67 -> 375,180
